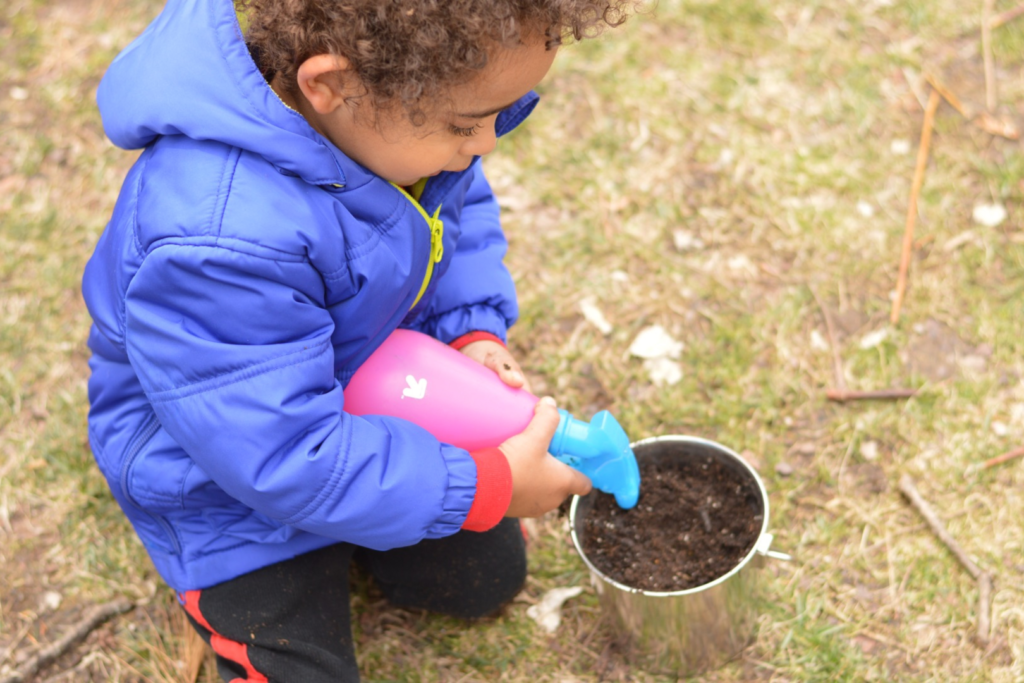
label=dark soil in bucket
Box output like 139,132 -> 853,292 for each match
580,456 -> 762,592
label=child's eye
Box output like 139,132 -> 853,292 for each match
449,123 -> 481,138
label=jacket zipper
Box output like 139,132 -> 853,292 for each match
392,183 -> 444,310
119,415 -> 182,555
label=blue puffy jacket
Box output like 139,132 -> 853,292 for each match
83,0 -> 537,591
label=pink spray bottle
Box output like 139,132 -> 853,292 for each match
344,329 -> 641,509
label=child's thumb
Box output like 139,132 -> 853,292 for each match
524,396 -> 561,444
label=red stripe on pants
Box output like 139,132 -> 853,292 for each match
182,590 -> 269,683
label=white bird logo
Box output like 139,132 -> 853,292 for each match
402,375 -> 427,400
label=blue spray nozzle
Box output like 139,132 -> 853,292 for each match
548,409 -> 640,509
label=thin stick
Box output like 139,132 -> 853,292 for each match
981,445 -> 1024,469
809,285 -> 846,391
898,476 -> 991,644
974,111 -> 1021,140
1,599 -> 134,683
827,388 -> 918,402
978,573 -> 992,644
891,89 -> 941,325
899,476 -> 983,578
990,3 -> 1024,29
924,73 -> 970,118
924,72 -> 1020,139
982,0 -> 997,113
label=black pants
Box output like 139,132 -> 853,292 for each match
180,518 -> 527,682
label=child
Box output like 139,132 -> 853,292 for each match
83,0 -> 635,679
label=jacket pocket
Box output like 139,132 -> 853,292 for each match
119,414 -> 182,555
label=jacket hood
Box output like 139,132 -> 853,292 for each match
97,0 -> 539,189
95,0 -> 350,186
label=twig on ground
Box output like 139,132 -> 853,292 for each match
924,73 -> 969,118
806,288 -> 915,403
891,89 -> 941,325
981,445 -> 1024,470
0,599 -> 134,683
978,572 -> 993,645
924,72 -> 1020,139
826,388 -> 918,402
974,111 -> 1021,139
808,285 -> 846,392
990,3 -> 1024,28
982,0 -> 997,112
898,475 -> 992,645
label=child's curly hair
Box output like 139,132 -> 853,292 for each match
238,0 -> 641,123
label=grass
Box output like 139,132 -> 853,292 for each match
1,0 -> 1023,680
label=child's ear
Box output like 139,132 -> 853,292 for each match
295,54 -> 355,115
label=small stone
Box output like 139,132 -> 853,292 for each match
775,462 -> 794,477
10,86 -> 28,101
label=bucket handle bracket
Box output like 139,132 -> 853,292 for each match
755,533 -> 793,562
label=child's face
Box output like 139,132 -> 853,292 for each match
288,38 -> 558,187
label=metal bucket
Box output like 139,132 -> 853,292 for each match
569,435 -> 791,676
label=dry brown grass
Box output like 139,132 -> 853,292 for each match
1,0 -> 1022,680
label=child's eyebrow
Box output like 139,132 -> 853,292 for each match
455,99 -> 519,119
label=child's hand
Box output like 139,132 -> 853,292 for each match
458,339 -> 532,392
501,397 -> 592,518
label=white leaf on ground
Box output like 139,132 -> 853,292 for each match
860,440 -> 879,461
727,254 -> 757,276
992,421 -> 1008,437
10,87 -> 28,101
810,329 -> 829,351
40,591 -> 62,612
526,586 -> 584,634
629,325 -> 683,359
858,328 -> 889,350
579,297 -> 613,335
672,229 -> 704,251
890,139 -> 911,155
856,201 -> 875,218
610,270 -> 630,282
643,357 -> 683,386
972,203 -> 1006,227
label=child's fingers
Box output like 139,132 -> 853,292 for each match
490,349 -> 526,389
562,465 -> 593,498
458,340 -> 528,389
521,396 -> 560,445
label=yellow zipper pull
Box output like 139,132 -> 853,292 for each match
429,206 -> 444,263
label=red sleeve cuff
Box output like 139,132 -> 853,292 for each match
461,447 -> 513,532
449,330 -> 505,351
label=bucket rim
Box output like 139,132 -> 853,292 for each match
570,434 -> 771,597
